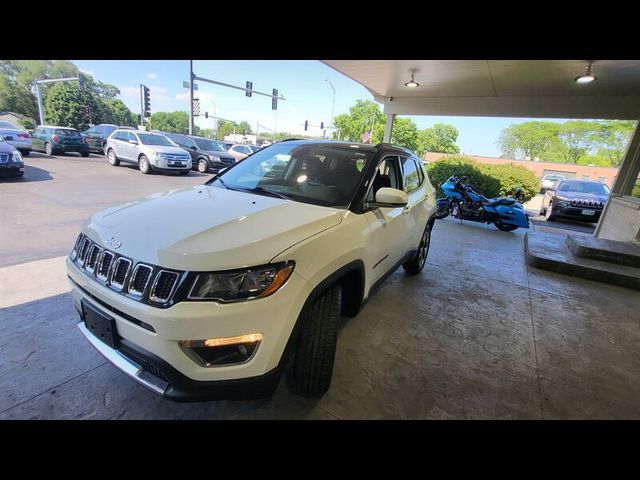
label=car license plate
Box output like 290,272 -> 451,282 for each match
582,209 -> 595,216
81,300 -> 120,349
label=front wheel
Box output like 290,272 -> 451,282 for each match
44,142 -> 53,156
81,151 -> 90,157
138,155 -> 151,174
545,201 -> 557,221
197,159 -> 208,173
20,150 -> 30,157
292,285 -> 342,398
403,222 -> 433,275
495,221 -> 518,232
435,202 -> 450,219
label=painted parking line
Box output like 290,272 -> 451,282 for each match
0,256 -> 70,309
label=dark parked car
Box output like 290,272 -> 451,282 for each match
31,126 -> 89,156
82,124 -> 134,154
186,135 -> 237,173
540,179 -> 610,222
0,135 -> 24,177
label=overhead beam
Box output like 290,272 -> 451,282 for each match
379,96 -> 640,120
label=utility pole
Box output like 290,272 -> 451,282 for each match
36,84 -> 45,126
189,60 -> 194,135
325,79 -> 336,139
34,75 -> 81,125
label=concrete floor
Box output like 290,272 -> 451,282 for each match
2,217 -> 639,419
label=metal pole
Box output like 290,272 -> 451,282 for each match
36,83 -> 45,125
189,60 -> 194,135
139,84 -> 144,128
325,79 -> 335,139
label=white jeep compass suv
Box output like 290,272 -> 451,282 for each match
67,140 -> 437,400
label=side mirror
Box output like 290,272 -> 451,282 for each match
190,145 -> 197,151
373,187 -> 409,207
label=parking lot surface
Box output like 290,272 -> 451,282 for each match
2,154 -> 639,419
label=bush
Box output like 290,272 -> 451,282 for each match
427,156 -> 539,202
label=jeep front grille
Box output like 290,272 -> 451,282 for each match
570,199 -> 604,208
69,234 -> 183,307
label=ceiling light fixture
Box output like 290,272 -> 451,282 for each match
404,72 -> 419,88
575,63 -> 598,84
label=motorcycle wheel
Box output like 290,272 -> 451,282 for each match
435,204 -> 450,219
495,221 -> 518,232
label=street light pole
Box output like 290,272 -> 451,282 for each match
325,78 -> 336,139
189,60 -> 194,135
36,83 -> 45,125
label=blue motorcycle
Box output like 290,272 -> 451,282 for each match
436,175 -> 530,232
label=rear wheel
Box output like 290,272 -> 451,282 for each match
107,149 -> 120,166
44,142 -> 53,156
495,221 -> 518,232
403,222 -> 433,275
292,285 -> 342,398
138,155 -> 151,174
81,151 -> 90,157
197,159 -> 208,173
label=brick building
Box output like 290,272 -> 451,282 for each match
424,153 -> 620,188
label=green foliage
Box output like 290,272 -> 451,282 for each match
427,156 -> 539,202
236,120 -> 252,135
44,82 -> 98,130
390,117 -> 418,153
21,118 -> 35,130
148,111 -> 189,133
632,180 -> 640,198
216,120 -> 235,140
332,99 -> 385,143
416,123 -> 461,156
497,119 -> 636,167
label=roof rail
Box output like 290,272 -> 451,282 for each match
279,138 -> 306,142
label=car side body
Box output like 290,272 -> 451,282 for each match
0,120 -> 32,156
31,126 -> 90,156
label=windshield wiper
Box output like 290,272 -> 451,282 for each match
246,186 -> 294,200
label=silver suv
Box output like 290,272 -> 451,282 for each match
105,130 -> 192,175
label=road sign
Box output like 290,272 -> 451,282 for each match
193,98 -> 200,116
183,81 -> 198,90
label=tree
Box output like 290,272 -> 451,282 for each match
332,99 -> 385,143
236,121 -> 252,135
44,81 -> 100,131
497,121 -> 561,160
416,123 -> 461,156
103,99 -> 137,127
390,117 -> 419,152
216,120 -> 235,140
593,120 -> 636,167
558,120 -> 598,164
148,111 -> 189,133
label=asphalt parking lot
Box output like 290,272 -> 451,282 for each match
2,154 -> 640,419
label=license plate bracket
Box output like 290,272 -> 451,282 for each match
582,209 -> 595,216
81,300 -> 120,349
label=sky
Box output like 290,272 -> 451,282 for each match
73,60 -> 568,157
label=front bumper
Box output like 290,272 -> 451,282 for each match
555,205 -> 602,222
150,155 -> 192,171
0,162 -> 24,176
67,257 -> 311,400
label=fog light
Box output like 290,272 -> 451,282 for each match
179,333 -> 263,367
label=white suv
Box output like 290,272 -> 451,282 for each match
67,140 -> 437,400
105,130 -> 192,175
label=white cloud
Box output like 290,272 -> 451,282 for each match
119,86 -> 139,98
176,91 -> 214,102
147,73 -> 157,80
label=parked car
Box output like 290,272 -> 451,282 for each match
0,135 -> 24,177
540,179 -> 610,222
187,135 -> 238,173
540,173 -> 565,193
105,129 -> 192,175
219,141 -> 233,150
226,143 -> 254,161
0,120 -> 32,156
31,126 -> 90,156
83,124 -> 134,154
67,140 -> 436,400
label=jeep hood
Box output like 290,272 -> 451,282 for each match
83,185 -> 342,271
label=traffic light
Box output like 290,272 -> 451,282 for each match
272,89 -> 278,110
205,112 -> 208,119
304,120 -> 308,131
142,85 -> 151,118
246,81 -> 252,97
78,73 -> 85,90
320,121 -> 324,130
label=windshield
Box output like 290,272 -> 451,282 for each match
208,143 -> 373,208
137,133 -> 175,146
0,121 -> 20,130
54,129 -> 80,136
558,181 -> 610,195
249,145 -> 261,153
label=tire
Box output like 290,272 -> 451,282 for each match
545,200 -> 557,221
435,203 -> 450,219
107,149 -> 120,166
179,170 -> 190,175
138,155 -> 151,174
81,151 -> 90,157
292,285 -> 342,398
403,222 -> 433,275
197,159 -> 208,173
44,142 -> 53,156
20,150 -> 30,157
495,221 -> 518,232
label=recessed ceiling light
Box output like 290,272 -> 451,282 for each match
404,73 -> 419,88
575,63 -> 598,84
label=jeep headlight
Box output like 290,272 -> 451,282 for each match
209,155 -> 220,162
12,151 -> 22,162
187,262 -> 294,302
